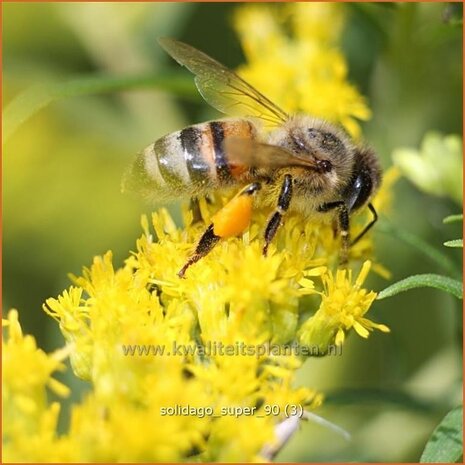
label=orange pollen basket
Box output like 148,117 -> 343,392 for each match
212,194 -> 254,238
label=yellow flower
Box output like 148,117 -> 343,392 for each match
298,261 -> 390,352
291,3 -> 345,44
2,310 -> 71,462
234,3 -> 371,138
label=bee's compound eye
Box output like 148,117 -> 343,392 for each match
317,159 -> 332,172
322,132 -> 342,148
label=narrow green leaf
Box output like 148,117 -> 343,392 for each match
377,221 -> 461,278
444,239 -> 463,248
420,406 -> 463,463
3,72 -> 198,144
443,214 -> 463,224
377,274 -> 463,300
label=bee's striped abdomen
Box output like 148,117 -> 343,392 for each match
174,120 -> 256,188
209,121 -> 232,183
126,119 -> 257,200
179,119 -> 256,188
180,125 -> 213,187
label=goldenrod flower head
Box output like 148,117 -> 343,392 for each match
298,261 -> 390,352
234,3 -> 371,138
3,310 -> 70,462
291,3 -> 345,44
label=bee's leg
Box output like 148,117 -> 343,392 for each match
178,224 -> 220,278
317,200 -> 349,265
263,174 -> 293,256
189,196 -> 202,224
178,182 -> 261,278
351,202 -> 378,245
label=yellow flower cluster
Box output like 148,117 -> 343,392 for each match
3,4 -> 393,462
4,193 -> 389,461
234,3 -> 371,138
3,310 -> 70,462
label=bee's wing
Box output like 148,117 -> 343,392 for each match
224,138 -> 323,171
159,38 -> 289,126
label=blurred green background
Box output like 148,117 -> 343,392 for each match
3,2 -> 462,462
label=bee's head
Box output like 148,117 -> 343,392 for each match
269,116 -> 355,188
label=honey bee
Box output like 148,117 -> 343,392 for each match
124,38 -> 382,278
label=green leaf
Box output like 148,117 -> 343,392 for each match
3,73 -> 198,144
377,274 -> 463,300
377,221 -> 461,279
420,406 -> 463,463
443,214 -> 463,224
444,239 -> 463,248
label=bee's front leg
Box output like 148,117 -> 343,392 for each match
350,202 -> 378,246
317,200 -> 349,265
263,174 -> 293,256
178,182 -> 261,278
